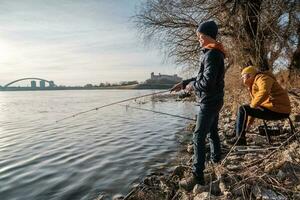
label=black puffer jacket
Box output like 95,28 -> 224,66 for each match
182,48 -> 225,104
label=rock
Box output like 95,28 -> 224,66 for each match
252,136 -> 267,146
112,194 -> 124,200
193,184 -> 208,195
253,185 -> 288,200
194,192 -> 216,200
225,111 -> 232,117
244,153 -> 259,160
232,184 -> 250,196
143,176 -> 159,186
193,179 -> 221,196
186,123 -> 196,131
223,117 -> 230,123
277,170 -> 286,181
172,165 -> 186,177
223,124 -> 231,131
264,159 -> 291,173
187,144 -> 194,154
291,114 -> 300,122
222,174 -> 237,187
219,179 -> 227,193
159,179 -> 169,192
224,117 -> 231,123
223,191 -> 233,199
227,155 -> 243,161
164,189 -> 174,199
252,184 -> 262,199
131,183 -> 140,188
210,180 -> 221,196
194,192 -> 209,200
96,193 -> 109,200
143,177 -> 152,185
180,192 -> 190,200
293,193 -> 300,200
226,164 -> 243,171
261,189 -> 287,200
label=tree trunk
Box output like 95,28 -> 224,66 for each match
288,26 -> 300,84
242,0 -> 267,70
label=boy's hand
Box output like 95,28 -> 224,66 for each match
170,82 -> 183,92
185,82 -> 194,93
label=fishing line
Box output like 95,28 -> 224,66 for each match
120,104 -> 196,121
56,90 -> 170,123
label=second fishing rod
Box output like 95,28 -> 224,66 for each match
56,90 -> 172,123
56,89 -> 194,123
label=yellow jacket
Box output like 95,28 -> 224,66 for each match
250,72 -> 291,114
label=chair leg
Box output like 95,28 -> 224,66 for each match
263,120 -> 271,144
288,117 -> 295,134
288,117 -> 299,142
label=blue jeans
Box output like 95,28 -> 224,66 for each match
193,100 -> 223,177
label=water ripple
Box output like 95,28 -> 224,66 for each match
0,90 -> 197,200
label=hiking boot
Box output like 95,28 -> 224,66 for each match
226,137 -> 247,146
179,174 -> 205,191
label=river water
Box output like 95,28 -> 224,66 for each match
0,90 -> 196,200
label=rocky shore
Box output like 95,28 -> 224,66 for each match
97,89 -> 300,200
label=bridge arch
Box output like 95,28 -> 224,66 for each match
4,78 -> 55,88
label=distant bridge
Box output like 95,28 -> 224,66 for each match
4,78 -> 56,88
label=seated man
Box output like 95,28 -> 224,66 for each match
228,66 -> 291,145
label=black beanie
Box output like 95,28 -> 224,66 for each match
197,21 -> 218,39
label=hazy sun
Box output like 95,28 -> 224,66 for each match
0,39 -> 15,61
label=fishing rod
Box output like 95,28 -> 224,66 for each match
56,90 -> 171,123
120,104 -> 196,121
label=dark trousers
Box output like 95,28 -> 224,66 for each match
235,105 -> 289,139
193,101 -> 223,177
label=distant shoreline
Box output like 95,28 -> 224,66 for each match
0,83 -> 175,91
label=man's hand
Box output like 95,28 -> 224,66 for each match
170,82 -> 183,92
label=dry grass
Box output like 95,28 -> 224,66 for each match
107,68 -> 300,200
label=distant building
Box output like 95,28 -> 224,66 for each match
31,81 -> 36,88
49,81 -> 55,88
146,72 -> 182,84
40,80 -> 46,88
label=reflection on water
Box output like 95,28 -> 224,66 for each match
0,90 -> 196,200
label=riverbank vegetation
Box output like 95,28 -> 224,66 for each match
98,0 -> 299,199
105,0 -> 300,200
99,68 -> 300,200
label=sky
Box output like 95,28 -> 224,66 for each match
0,0 -> 178,86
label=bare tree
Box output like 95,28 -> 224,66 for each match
134,0 -> 300,74
288,25 -> 300,83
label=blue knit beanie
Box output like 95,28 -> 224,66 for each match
197,21 -> 218,39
